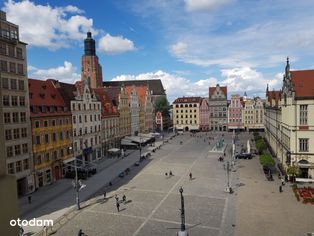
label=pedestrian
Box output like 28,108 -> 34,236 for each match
279,185 -> 283,193
122,194 -> 126,202
165,172 -> 168,177
115,194 -> 119,202
169,170 -> 173,176
103,191 -> 106,199
109,181 -> 112,187
189,172 -> 192,180
28,195 -> 32,204
78,229 -> 84,236
281,178 -> 285,186
223,163 -> 225,170
116,202 -> 120,212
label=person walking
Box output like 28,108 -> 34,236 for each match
169,170 -> 173,176
122,194 -> 126,202
28,195 -> 32,204
115,194 -> 119,202
116,202 -> 120,212
103,191 -> 106,200
189,172 -> 192,180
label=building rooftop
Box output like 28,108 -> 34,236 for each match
173,97 -> 202,104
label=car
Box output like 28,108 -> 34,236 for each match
134,161 -> 140,166
236,153 -> 253,159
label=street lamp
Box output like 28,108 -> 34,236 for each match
69,146 -> 80,210
139,136 -> 142,161
178,187 -> 188,236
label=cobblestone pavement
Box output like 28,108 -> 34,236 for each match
53,132 -> 236,236
234,132 -> 314,236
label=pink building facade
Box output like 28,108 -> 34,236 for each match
200,98 -> 209,131
228,94 -> 244,130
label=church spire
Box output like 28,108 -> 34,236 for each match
84,31 -> 96,56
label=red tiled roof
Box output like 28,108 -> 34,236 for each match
209,85 -> 227,97
125,85 -> 148,104
93,88 -> 119,118
291,70 -> 314,99
266,90 -> 281,106
28,79 -> 70,117
173,97 -> 202,104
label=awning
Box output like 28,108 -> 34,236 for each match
63,157 -> 76,164
108,148 -> 120,153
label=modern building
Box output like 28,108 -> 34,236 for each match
208,84 -> 228,131
265,58 -> 314,179
0,10 -> 20,235
172,97 -> 202,131
0,10 -> 33,196
228,94 -> 244,130
29,79 -> 72,188
81,32 -> 103,89
199,98 -> 209,131
243,97 -> 265,131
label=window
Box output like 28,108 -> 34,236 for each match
20,112 -> 26,122
299,139 -> 309,152
22,143 -> 28,154
60,149 -> 64,157
11,96 -> 18,106
59,132 -> 63,140
300,105 -> 308,125
45,134 -> 49,143
4,113 -> 10,123
35,136 -> 40,145
53,151 -> 57,160
0,42 -> 6,54
12,112 -> 19,123
90,114 -> 93,122
73,116 -> 76,124
19,96 -> 25,106
1,60 -> 7,72
7,146 -> 13,157
17,64 -> 23,75
44,120 -> 48,127
2,77 -> 8,89
9,62 -> 16,73
15,145 -> 21,156
45,153 -> 50,162
5,130 -> 12,140
73,129 -> 77,136
13,129 -> 20,139
3,95 -> 9,106
85,115 -> 87,122
35,121 -> 40,128
10,79 -> 17,89
17,48 -> 23,59
52,120 -> 56,126
23,159 -> 29,170
8,163 -> 14,174
79,115 -> 82,123
36,155 -> 42,165
16,161 -> 22,172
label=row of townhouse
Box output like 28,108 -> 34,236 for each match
0,12 -> 165,195
265,58 -> 314,180
172,85 -> 264,132
228,94 -> 265,131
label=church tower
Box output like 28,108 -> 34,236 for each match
81,31 -> 103,88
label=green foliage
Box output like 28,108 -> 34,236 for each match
259,154 -> 275,167
256,138 -> 266,153
287,165 -> 301,177
154,96 -> 170,115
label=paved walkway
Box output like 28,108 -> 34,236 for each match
19,133 -> 173,235
234,132 -> 314,236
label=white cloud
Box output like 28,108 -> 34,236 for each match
170,42 -> 188,56
3,0 -> 95,50
98,34 -> 136,54
29,61 -> 80,84
220,67 -> 282,97
184,0 -> 233,12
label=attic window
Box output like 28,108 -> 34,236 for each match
42,85 -> 47,89
39,93 -> 45,98
51,94 -> 56,99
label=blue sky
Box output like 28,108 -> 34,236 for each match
2,0 -> 314,102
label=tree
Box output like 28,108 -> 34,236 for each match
154,96 -> 170,115
256,139 -> 266,154
287,165 -> 300,182
259,154 -> 275,167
